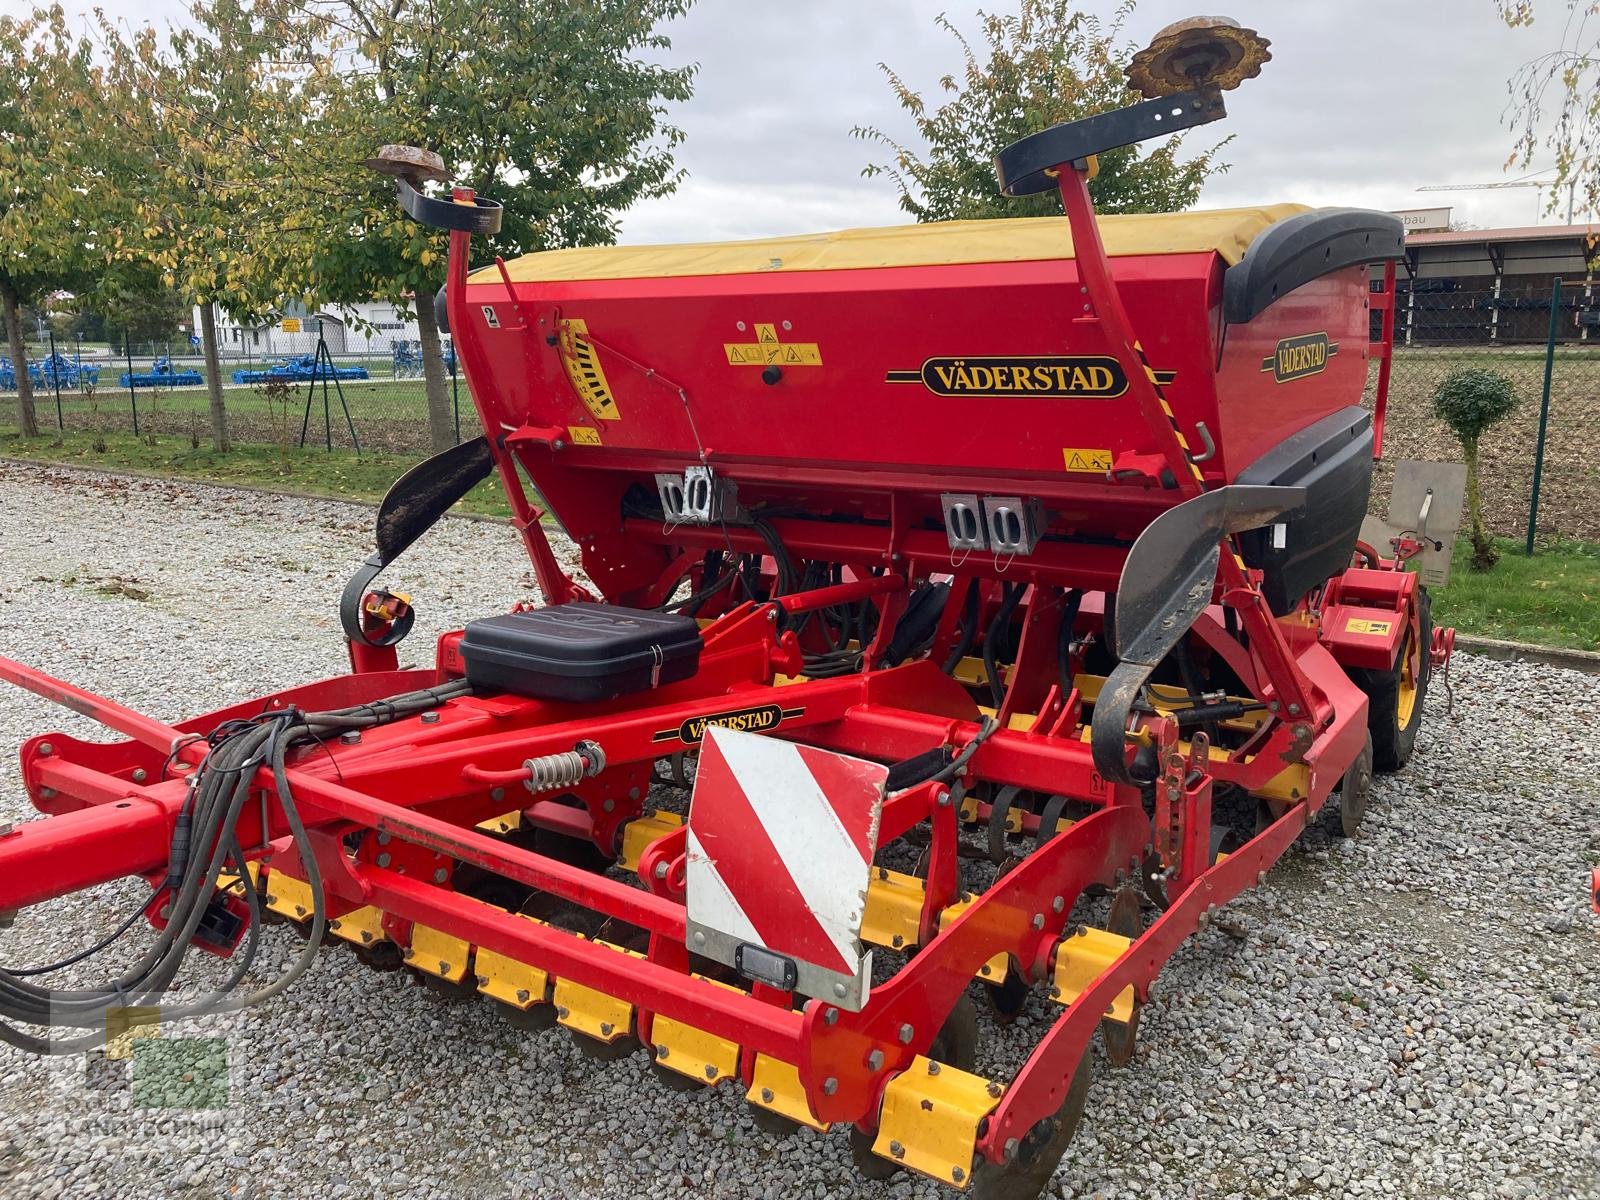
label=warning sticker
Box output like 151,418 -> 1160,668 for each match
723,321 -> 822,367
1062,448 -> 1114,473
567,425 -> 601,445
1344,618 -> 1394,636
725,343 -> 823,365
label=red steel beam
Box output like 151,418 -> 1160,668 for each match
365,867 -> 806,1059
0,654 -> 192,760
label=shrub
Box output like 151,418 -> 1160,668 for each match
1432,367 -> 1517,570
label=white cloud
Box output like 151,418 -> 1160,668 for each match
35,0 -> 1588,242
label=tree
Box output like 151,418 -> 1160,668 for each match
97,0 -> 307,452
93,263 -> 190,347
256,0 -> 698,452
854,0 -> 1228,222
0,7 -> 108,438
1499,2 -> 1599,221
1433,367 -> 1519,571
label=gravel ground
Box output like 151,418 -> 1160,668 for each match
0,459 -> 1596,1200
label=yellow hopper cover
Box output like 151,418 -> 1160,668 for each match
478,205 -> 1309,285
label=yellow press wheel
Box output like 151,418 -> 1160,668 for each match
1347,586 -> 1431,774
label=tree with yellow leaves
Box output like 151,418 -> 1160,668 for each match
258,0 -> 699,451
97,0 -> 308,452
854,1 -> 1228,222
0,7 -> 109,440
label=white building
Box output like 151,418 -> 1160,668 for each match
194,298 -> 424,358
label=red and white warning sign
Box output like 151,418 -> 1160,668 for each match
684,725 -> 888,1010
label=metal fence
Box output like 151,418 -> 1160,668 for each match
4,335 -> 459,456
1368,278 -> 1600,545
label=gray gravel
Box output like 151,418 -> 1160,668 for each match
1,459 -> 1597,1200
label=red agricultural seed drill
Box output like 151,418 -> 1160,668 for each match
0,18 -> 1451,1196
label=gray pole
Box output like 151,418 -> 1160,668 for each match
1525,277 -> 1562,555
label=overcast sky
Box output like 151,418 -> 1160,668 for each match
22,0 -> 1588,241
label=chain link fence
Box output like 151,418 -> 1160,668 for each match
4,335 -> 457,456
1368,276 -> 1600,544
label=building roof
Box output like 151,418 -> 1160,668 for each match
1407,223 -> 1599,247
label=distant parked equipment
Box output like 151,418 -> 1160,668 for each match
1,354 -> 103,391
391,340 -> 424,378
233,355 -> 370,385
391,339 -> 456,378
120,356 -> 204,388
33,352 -> 101,390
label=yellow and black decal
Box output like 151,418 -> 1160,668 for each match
652,703 -> 806,745
886,356 -> 1174,398
724,323 -> 822,367
1344,617 -> 1393,636
1261,332 -> 1338,383
1062,447 -> 1114,473
557,317 -> 621,421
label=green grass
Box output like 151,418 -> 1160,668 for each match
29,375 -> 432,419
1429,536 -> 1600,652
4,428 -> 1597,652
0,427 -> 512,519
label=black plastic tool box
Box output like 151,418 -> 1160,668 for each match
460,603 -> 703,703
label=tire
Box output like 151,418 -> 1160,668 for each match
1347,586 -> 1430,773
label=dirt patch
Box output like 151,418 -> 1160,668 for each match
1368,347 -> 1600,541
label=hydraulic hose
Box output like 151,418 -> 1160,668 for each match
983,581 -> 1026,709
0,678 -> 472,1054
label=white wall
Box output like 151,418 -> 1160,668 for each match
192,300 -> 424,357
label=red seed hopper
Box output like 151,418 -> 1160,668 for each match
0,17 -> 1447,1197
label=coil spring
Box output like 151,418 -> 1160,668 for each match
522,740 -> 605,793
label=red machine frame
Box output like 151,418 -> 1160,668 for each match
0,106 -> 1439,1193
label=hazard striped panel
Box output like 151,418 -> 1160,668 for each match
684,726 -> 887,1010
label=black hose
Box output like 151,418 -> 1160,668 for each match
1056,589 -> 1083,695
927,717 -> 1000,786
941,579 -> 981,675
1173,639 -> 1224,746
0,678 -> 472,1054
983,581 -> 1025,709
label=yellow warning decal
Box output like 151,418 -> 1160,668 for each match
1063,448 -> 1113,473
724,322 -> 822,367
557,317 -> 621,422
567,425 -> 601,445
1345,618 -> 1394,636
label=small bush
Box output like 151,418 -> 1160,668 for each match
1432,367 -> 1518,570
1433,367 -> 1518,443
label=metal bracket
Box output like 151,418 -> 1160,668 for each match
940,493 -> 988,551
982,496 -> 1045,556
995,86 -> 1225,197
394,176 -> 503,235
1090,484 -> 1305,784
656,465 -> 737,525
